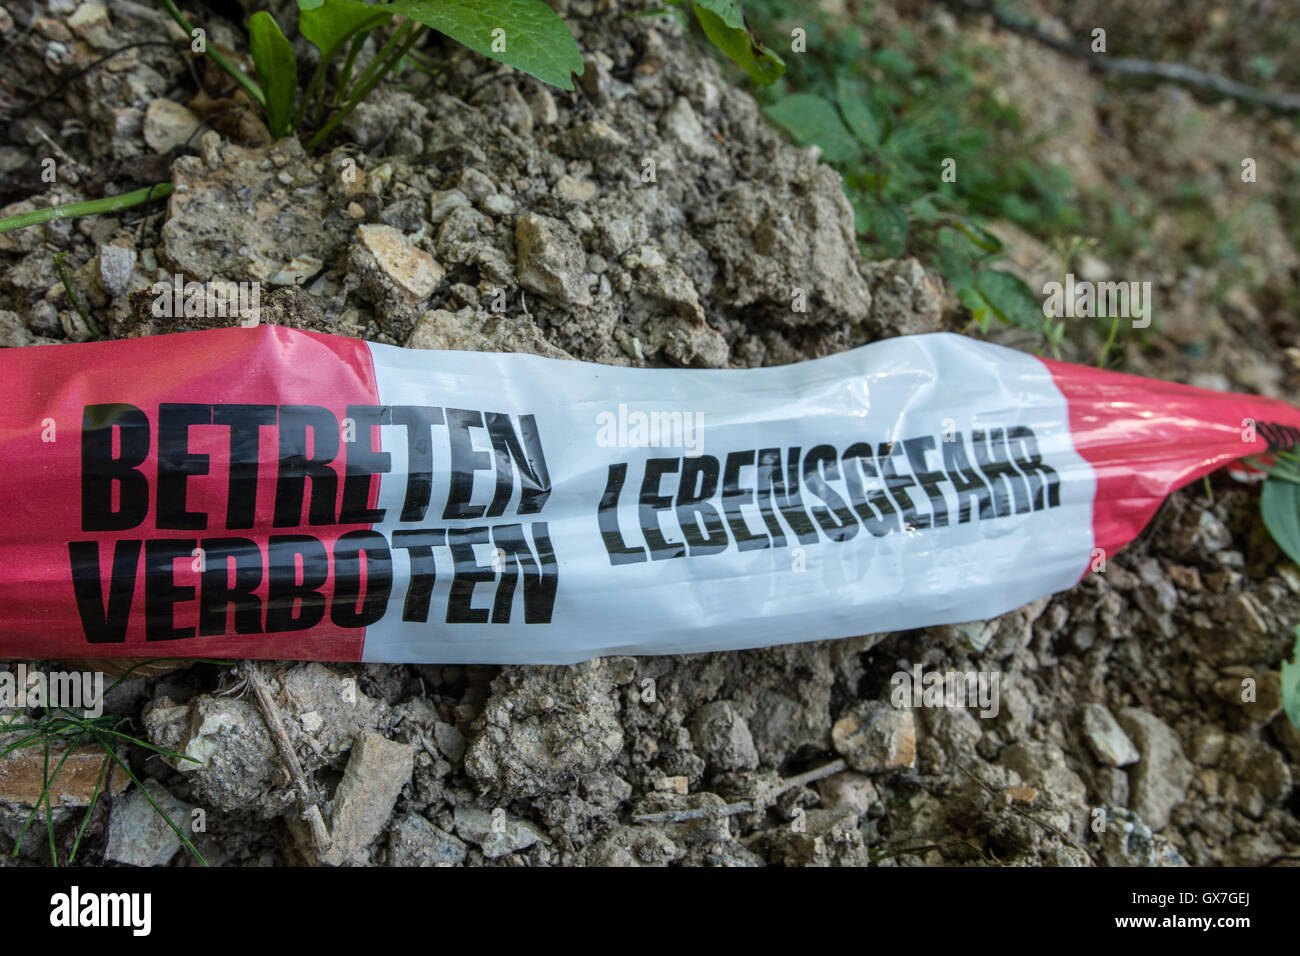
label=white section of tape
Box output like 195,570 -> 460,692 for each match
360,331 -> 1096,664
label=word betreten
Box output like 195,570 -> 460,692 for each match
598,426 -> 1060,563
79,402 -> 551,531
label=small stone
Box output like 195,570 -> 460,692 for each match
0,737 -> 128,806
1166,564 -> 1202,591
105,779 -> 190,867
34,16 -> 72,43
690,701 -> 759,771
1189,724 -> 1227,765
96,242 -> 136,297
1212,670 -> 1283,729
560,121 -> 629,157
1002,785 -> 1039,805
480,193 -> 516,217
143,99 -> 200,154
68,3 -> 113,50
1272,712 -> 1300,764
319,733 -> 414,866
655,775 -> 690,794
354,223 -> 443,300
433,722 -> 466,763
1000,740 -> 1088,808
815,772 -> 878,814
1076,253 -> 1111,283
1097,807 -> 1185,867
429,189 -> 470,224
1117,708 -> 1194,831
529,88 -> 558,125
831,701 -> 916,772
514,212 -> 591,307
406,307 -> 571,359
268,254 -> 324,286
456,168 -> 496,202
453,807 -> 548,859
1082,702 -> 1140,767
662,97 -> 716,158
388,813 -> 467,866
554,175 -> 597,204
198,129 -> 222,168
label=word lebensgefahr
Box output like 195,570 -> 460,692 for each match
598,426 -> 1061,564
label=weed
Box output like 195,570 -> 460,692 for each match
1248,457 -> 1300,727
0,0 -> 586,236
1,660 -> 212,865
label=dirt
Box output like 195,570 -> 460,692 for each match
0,0 -> 1298,866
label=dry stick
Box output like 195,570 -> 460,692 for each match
240,660 -> 332,852
775,757 -> 847,794
954,761 -> 1092,859
632,801 -> 755,825
630,757 -> 849,824
938,0 -> 1300,115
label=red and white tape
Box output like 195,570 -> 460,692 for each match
0,326 -> 1295,663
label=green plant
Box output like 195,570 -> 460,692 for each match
1251,462 -> 1300,728
170,0 -> 584,149
1,661 -> 206,865
0,183 -> 174,237
731,3 -> 1087,350
0,0 -> 584,237
646,1 -> 784,85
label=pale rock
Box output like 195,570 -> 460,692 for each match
1117,708 -> 1194,831
453,807 -> 548,859
143,99 -> 201,154
1082,702 -> 1140,766
832,701 -> 916,772
319,733 -> 414,866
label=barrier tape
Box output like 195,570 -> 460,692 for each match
1,326 -> 1295,663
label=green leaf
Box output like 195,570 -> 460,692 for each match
951,217 -> 1004,253
1262,477 -> 1300,565
975,269 -> 1042,329
849,195 -> 872,236
390,0 -> 583,90
835,76 -> 879,150
870,201 -> 909,258
298,0 -> 393,62
692,0 -> 784,85
765,94 -> 859,163
249,11 -> 297,139
1283,625 -> 1300,729
935,228 -> 977,291
957,285 -> 991,330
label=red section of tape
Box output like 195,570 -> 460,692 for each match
1041,357 -> 1300,562
0,326 -> 379,661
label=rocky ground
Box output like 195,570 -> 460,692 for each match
0,0 -> 1298,866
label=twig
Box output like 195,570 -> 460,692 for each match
938,0 -> 1300,115
53,251 -> 102,338
240,660 -> 332,853
954,761 -> 1092,858
631,758 -> 851,824
632,801 -> 754,824
772,757 -> 848,795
